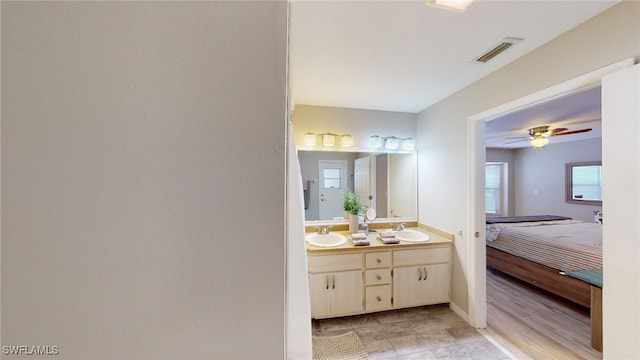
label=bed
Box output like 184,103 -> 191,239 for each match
486,215 -> 602,308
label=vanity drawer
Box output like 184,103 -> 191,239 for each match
366,285 -> 392,312
365,269 -> 391,285
365,252 -> 391,269
308,253 -> 362,273
393,246 -> 450,267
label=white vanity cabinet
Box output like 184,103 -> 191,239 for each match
307,229 -> 452,319
308,253 -> 363,318
392,246 -> 451,309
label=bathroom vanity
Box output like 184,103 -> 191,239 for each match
306,227 -> 453,319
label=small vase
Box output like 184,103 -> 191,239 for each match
348,213 -> 359,233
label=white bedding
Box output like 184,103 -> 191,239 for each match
486,220 -> 602,272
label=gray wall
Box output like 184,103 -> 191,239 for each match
514,138 -> 602,222
417,1 -> 639,316
2,2 -> 287,358
486,148 -> 516,216
487,139 -> 603,222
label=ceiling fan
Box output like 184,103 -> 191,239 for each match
505,125 -> 592,148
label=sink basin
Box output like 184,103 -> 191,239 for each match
394,229 -> 430,243
306,233 -> 347,248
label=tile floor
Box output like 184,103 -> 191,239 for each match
312,304 -> 510,360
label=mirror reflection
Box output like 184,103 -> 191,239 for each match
299,150 -> 416,222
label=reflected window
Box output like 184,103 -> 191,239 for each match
566,162 -> 602,205
323,168 -> 342,189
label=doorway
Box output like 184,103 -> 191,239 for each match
354,155 -> 376,210
466,58 -> 634,328
318,160 -> 347,220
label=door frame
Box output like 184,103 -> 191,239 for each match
465,58 -> 634,328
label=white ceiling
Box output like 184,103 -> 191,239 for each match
289,0 -> 618,115
484,86 -> 602,149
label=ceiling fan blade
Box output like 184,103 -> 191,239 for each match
504,136 -> 529,140
551,128 -> 592,136
549,127 -> 568,135
504,138 -> 529,145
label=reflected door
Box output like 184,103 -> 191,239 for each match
355,156 -> 376,210
318,160 -> 347,220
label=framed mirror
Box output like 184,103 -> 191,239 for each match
299,149 -> 417,225
566,161 -> 602,205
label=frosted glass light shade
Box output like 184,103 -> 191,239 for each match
403,138 -> 416,150
304,133 -> 316,146
322,133 -> 336,147
369,135 -> 382,148
384,137 -> 400,150
425,0 -> 474,12
341,134 -> 354,147
530,137 -> 549,148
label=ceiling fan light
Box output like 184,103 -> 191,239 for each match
530,137 -> 549,148
425,0 -> 474,12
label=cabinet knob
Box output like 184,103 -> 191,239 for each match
376,296 -> 382,302
376,275 -> 382,280
376,258 -> 382,264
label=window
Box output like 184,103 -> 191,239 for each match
322,168 -> 342,189
486,162 -> 508,215
566,162 -> 602,205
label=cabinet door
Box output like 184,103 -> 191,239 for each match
331,270 -> 364,316
392,266 -> 423,309
421,263 -> 450,305
309,273 -> 332,318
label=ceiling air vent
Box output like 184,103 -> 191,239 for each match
475,37 -> 523,63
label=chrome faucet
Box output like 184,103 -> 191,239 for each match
316,225 -> 332,235
391,223 -> 405,231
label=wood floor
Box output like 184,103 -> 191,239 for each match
485,268 -> 602,360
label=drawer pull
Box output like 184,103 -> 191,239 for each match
376,275 -> 382,280
376,296 -> 382,302
326,275 -> 329,290
332,275 -> 336,289
418,268 -> 422,281
376,258 -> 382,264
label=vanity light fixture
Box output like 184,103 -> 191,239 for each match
341,134 -> 354,147
370,135 -> 416,151
303,132 -> 353,148
322,133 -> 336,147
369,135 -> 383,148
384,136 -> 401,150
304,133 -> 317,146
530,137 -> 549,148
425,0 -> 474,12
403,138 -> 416,151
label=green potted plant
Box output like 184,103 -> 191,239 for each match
343,191 -> 364,233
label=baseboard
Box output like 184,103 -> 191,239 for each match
449,302 -> 469,323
